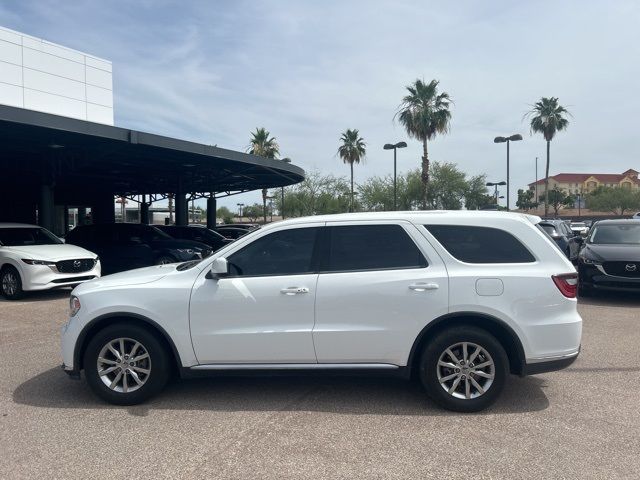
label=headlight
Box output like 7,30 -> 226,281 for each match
176,249 -> 194,255
69,295 -> 81,317
580,256 -> 599,265
22,259 -> 56,266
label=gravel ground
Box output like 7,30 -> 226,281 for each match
1,289 -> 639,479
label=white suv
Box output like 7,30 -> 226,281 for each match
1,223 -> 101,300
61,212 -> 582,412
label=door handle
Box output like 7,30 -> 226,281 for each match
409,283 -> 439,291
280,287 -> 310,295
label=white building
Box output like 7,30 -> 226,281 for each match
0,26 -> 113,125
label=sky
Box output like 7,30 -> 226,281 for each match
2,0 -> 639,212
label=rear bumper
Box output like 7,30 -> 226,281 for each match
521,349 -> 579,375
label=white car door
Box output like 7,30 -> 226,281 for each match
189,224 -> 322,364
313,221 -> 449,366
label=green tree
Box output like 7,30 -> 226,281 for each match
516,189 -> 538,211
242,203 -> 263,222
216,206 -> 234,224
272,171 -> 351,218
337,129 -> 366,212
359,165 -> 487,212
539,187 -> 574,216
464,174 -> 490,210
586,186 -> 640,215
525,97 -> 570,217
396,79 -> 452,209
426,162 -> 469,209
248,127 -> 280,158
248,127 -> 280,223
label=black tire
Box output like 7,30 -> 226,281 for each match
155,255 -> 176,265
419,326 -> 508,412
1,266 -> 24,300
83,323 -> 170,405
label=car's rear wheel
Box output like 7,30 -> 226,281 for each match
83,324 -> 170,405
1,266 -> 24,300
419,326 -> 508,412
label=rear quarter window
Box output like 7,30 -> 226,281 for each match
423,225 -> 535,264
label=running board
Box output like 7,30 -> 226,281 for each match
190,363 -> 400,371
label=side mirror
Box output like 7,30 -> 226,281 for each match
208,257 -> 228,278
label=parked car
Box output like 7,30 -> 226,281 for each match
538,219 -> 582,261
577,219 -> 640,295
633,212 -> 640,219
156,225 -> 233,252
61,211 -> 581,412
0,223 -> 100,300
65,223 -> 211,275
570,221 -> 589,236
215,226 -> 255,240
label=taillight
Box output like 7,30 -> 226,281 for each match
552,273 -> 578,298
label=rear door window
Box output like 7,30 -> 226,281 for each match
424,225 -> 535,263
323,224 -> 427,272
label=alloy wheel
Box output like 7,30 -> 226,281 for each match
97,338 -> 152,393
2,271 -> 18,296
437,342 -> 495,400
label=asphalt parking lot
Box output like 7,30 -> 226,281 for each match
1,291 -> 639,479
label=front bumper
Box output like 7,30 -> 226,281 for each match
22,262 -> 101,291
579,264 -> 640,292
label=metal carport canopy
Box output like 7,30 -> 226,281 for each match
0,104 -> 305,198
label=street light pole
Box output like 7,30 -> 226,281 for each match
280,158 -> 291,219
486,181 -> 507,207
494,134 -> 522,211
383,142 -> 407,211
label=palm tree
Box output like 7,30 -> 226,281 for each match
248,128 -> 280,223
396,79 -> 452,209
525,97 -> 570,217
337,129 -> 366,212
248,127 -> 280,159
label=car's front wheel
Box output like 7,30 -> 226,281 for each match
83,324 -> 170,405
1,266 -> 24,300
419,326 -> 508,412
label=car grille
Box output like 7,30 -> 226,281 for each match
56,258 -> 96,273
602,261 -> 640,278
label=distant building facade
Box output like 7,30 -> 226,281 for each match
528,168 -> 640,202
0,26 -> 113,125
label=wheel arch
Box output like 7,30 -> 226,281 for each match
74,312 -> 183,375
407,312 -> 526,377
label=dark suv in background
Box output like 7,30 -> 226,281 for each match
156,225 -> 232,252
66,223 -> 211,274
538,219 -> 582,261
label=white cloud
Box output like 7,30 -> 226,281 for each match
3,0 -> 640,210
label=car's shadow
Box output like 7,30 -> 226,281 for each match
0,289 -> 71,303
578,291 -> 640,308
13,367 -> 549,416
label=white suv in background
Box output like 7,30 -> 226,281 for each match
0,223 -> 101,300
61,212 -> 581,412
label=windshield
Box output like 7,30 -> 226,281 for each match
0,227 -> 63,246
588,224 -> 640,245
